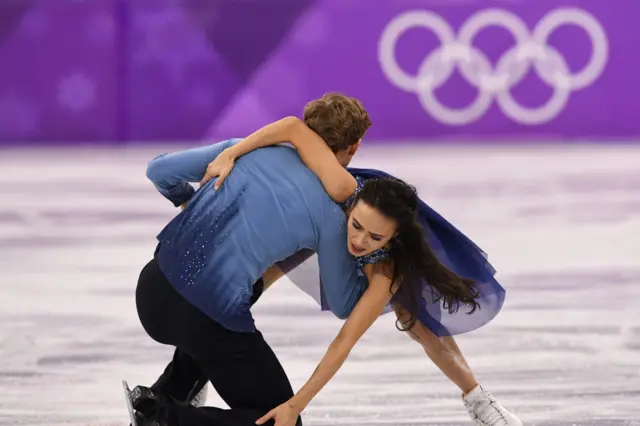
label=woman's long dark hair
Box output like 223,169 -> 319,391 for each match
355,178 -> 480,332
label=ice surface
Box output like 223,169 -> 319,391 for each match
0,144 -> 638,425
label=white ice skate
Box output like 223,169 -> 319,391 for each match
463,385 -> 522,426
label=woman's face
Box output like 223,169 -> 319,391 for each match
346,200 -> 397,257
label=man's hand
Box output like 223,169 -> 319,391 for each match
199,148 -> 236,189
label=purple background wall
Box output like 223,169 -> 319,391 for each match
0,0 -> 638,145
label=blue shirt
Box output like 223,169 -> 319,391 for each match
146,139 -> 367,332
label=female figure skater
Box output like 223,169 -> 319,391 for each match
203,115 -> 521,426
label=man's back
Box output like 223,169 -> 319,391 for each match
154,144 -> 349,331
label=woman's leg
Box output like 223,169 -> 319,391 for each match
392,304 -> 478,394
392,304 -> 522,426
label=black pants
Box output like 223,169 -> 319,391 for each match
136,257 -> 301,426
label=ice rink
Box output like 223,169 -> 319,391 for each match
1,144 -> 639,426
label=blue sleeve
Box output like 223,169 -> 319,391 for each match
316,214 -> 368,319
145,138 -> 241,207
276,249 -> 315,274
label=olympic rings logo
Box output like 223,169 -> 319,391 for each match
378,8 -> 609,125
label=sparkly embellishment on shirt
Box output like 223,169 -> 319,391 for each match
339,174 -> 367,210
161,185 -> 246,287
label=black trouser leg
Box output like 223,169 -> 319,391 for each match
138,258 -> 266,406
136,258 -> 300,426
149,348 -> 208,404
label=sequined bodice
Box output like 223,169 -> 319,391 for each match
354,247 -> 390,274
339,174 -> 367,211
